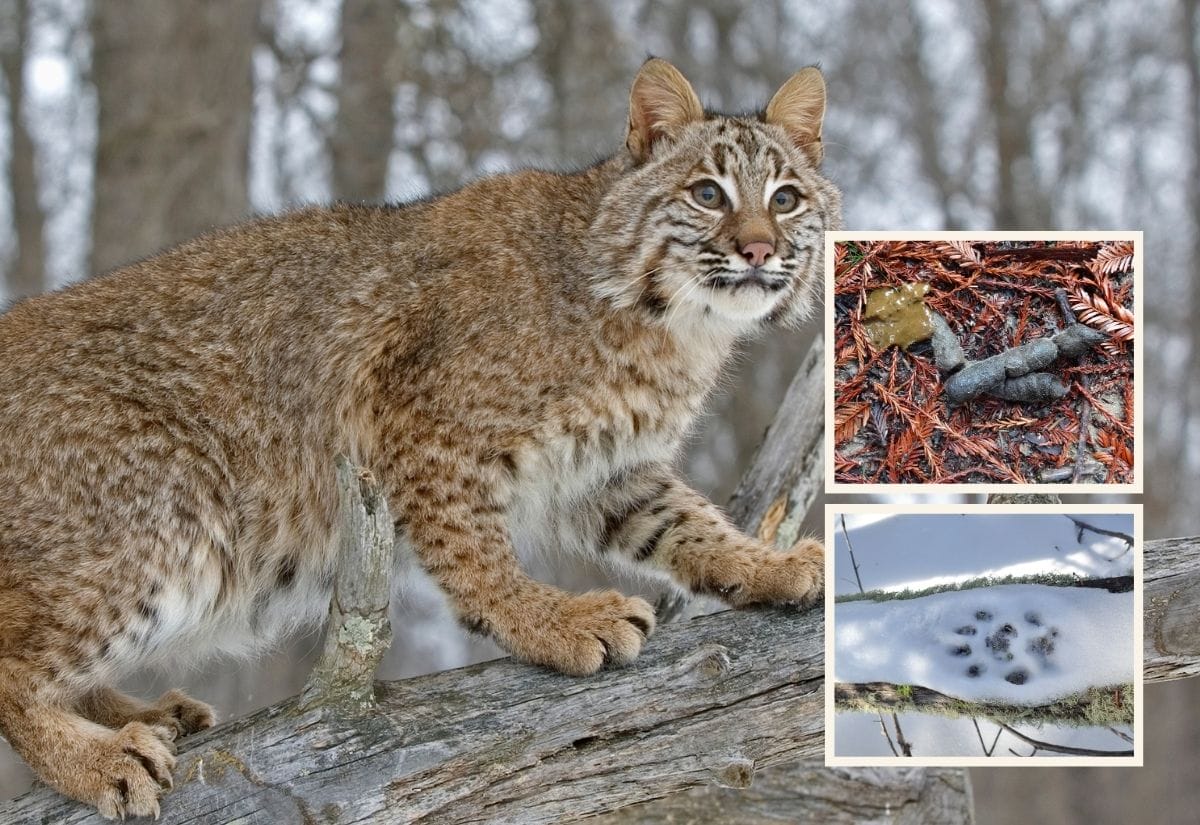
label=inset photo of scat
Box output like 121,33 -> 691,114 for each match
825,233 -> 1139,490
826,508 -> 1141,765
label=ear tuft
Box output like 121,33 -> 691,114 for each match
626,58 -> 704,163
765,67 -> 826,166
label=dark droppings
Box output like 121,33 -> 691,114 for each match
930,309 -> 1108,406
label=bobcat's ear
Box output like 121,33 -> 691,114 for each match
626,58 -> 704,164
765,67 -> 826,166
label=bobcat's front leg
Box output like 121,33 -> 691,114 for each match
596,464 -> 823,607
391,460 -> 656,676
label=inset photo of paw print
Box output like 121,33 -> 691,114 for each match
823,232 -> 1141,492
824,505 -> 1142,766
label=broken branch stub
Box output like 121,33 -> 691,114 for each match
299,455 -> 395,713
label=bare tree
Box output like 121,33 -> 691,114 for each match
0,0 -> 45,297
332,0 -> 397,202
90,1 -> 258,274
1182,0 -> 1200,526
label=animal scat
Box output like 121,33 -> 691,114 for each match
988,373 -> 1068,404
928,312 -> 965,373
862,282 -> 934,350
942,337 -> 1061,404
1053,324 -> 1109,360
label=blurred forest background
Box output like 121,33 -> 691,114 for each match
0,0 -> 1195,822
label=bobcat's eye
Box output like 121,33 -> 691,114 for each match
770,185 -> 802,214
690,180 -> 726,209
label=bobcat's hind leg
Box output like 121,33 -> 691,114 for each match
78,686 -> 215,741
0,657 -> 177,820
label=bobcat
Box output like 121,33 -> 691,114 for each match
0,58 -> 840,818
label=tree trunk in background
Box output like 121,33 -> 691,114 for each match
897,13 -> 965,230
982,0 -> 1018,228
332,0 -> 397,203
90,1 -> 257,274
1182,0 -> 1200,532
530,0 -> 626,162
1,0 -> 45,298
981,0 -> 1044,229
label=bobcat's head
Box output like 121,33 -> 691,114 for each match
592,59 -> 842,332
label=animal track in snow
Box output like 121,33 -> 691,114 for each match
835,583 -> 1134,705
946,605 -> 1059,687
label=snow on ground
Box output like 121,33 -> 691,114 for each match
836,711 -> 1133,758
835,584 -> 1133,704
833,513 -> 1133,596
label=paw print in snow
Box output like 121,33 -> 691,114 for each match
1005,668 -> 1030,685
946,605 -> 1060,688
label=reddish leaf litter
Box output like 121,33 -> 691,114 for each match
833,240 -> 1134,485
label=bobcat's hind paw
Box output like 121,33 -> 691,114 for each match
147,689 -> 216,739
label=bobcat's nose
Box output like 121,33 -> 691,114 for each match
741,241 -> 775,267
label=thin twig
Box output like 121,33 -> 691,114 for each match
840,513 -> 865,594
1066,515 -> 1135,548
877,713 -> 900,756
1055,286 -> 1096,484
1071,396 -> 1093,483
998,723 -> 1133,757
1107,726 -> 1134,744
971,717 -> 1002,756
1054,287 -> 1078,323
892,711 -> 914,757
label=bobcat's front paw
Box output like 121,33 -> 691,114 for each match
715,539 -> 825,608
144,689 -> 216,739
506,589 -> 657,676
75,721 -> 177,820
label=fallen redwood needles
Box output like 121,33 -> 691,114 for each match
833,240 -> 1135,485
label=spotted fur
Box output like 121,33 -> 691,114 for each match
0,59 -> 839,817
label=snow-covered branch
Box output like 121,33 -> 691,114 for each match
835,681 -> 1133,728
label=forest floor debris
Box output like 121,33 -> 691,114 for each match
833,239 -> 1135,484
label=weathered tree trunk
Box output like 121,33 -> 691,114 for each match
591,765 -> 975,824
4,333 -> 1193,821
90,0 -> 257,274
4,607 -> 825,823
1144,534 -> 1200,682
